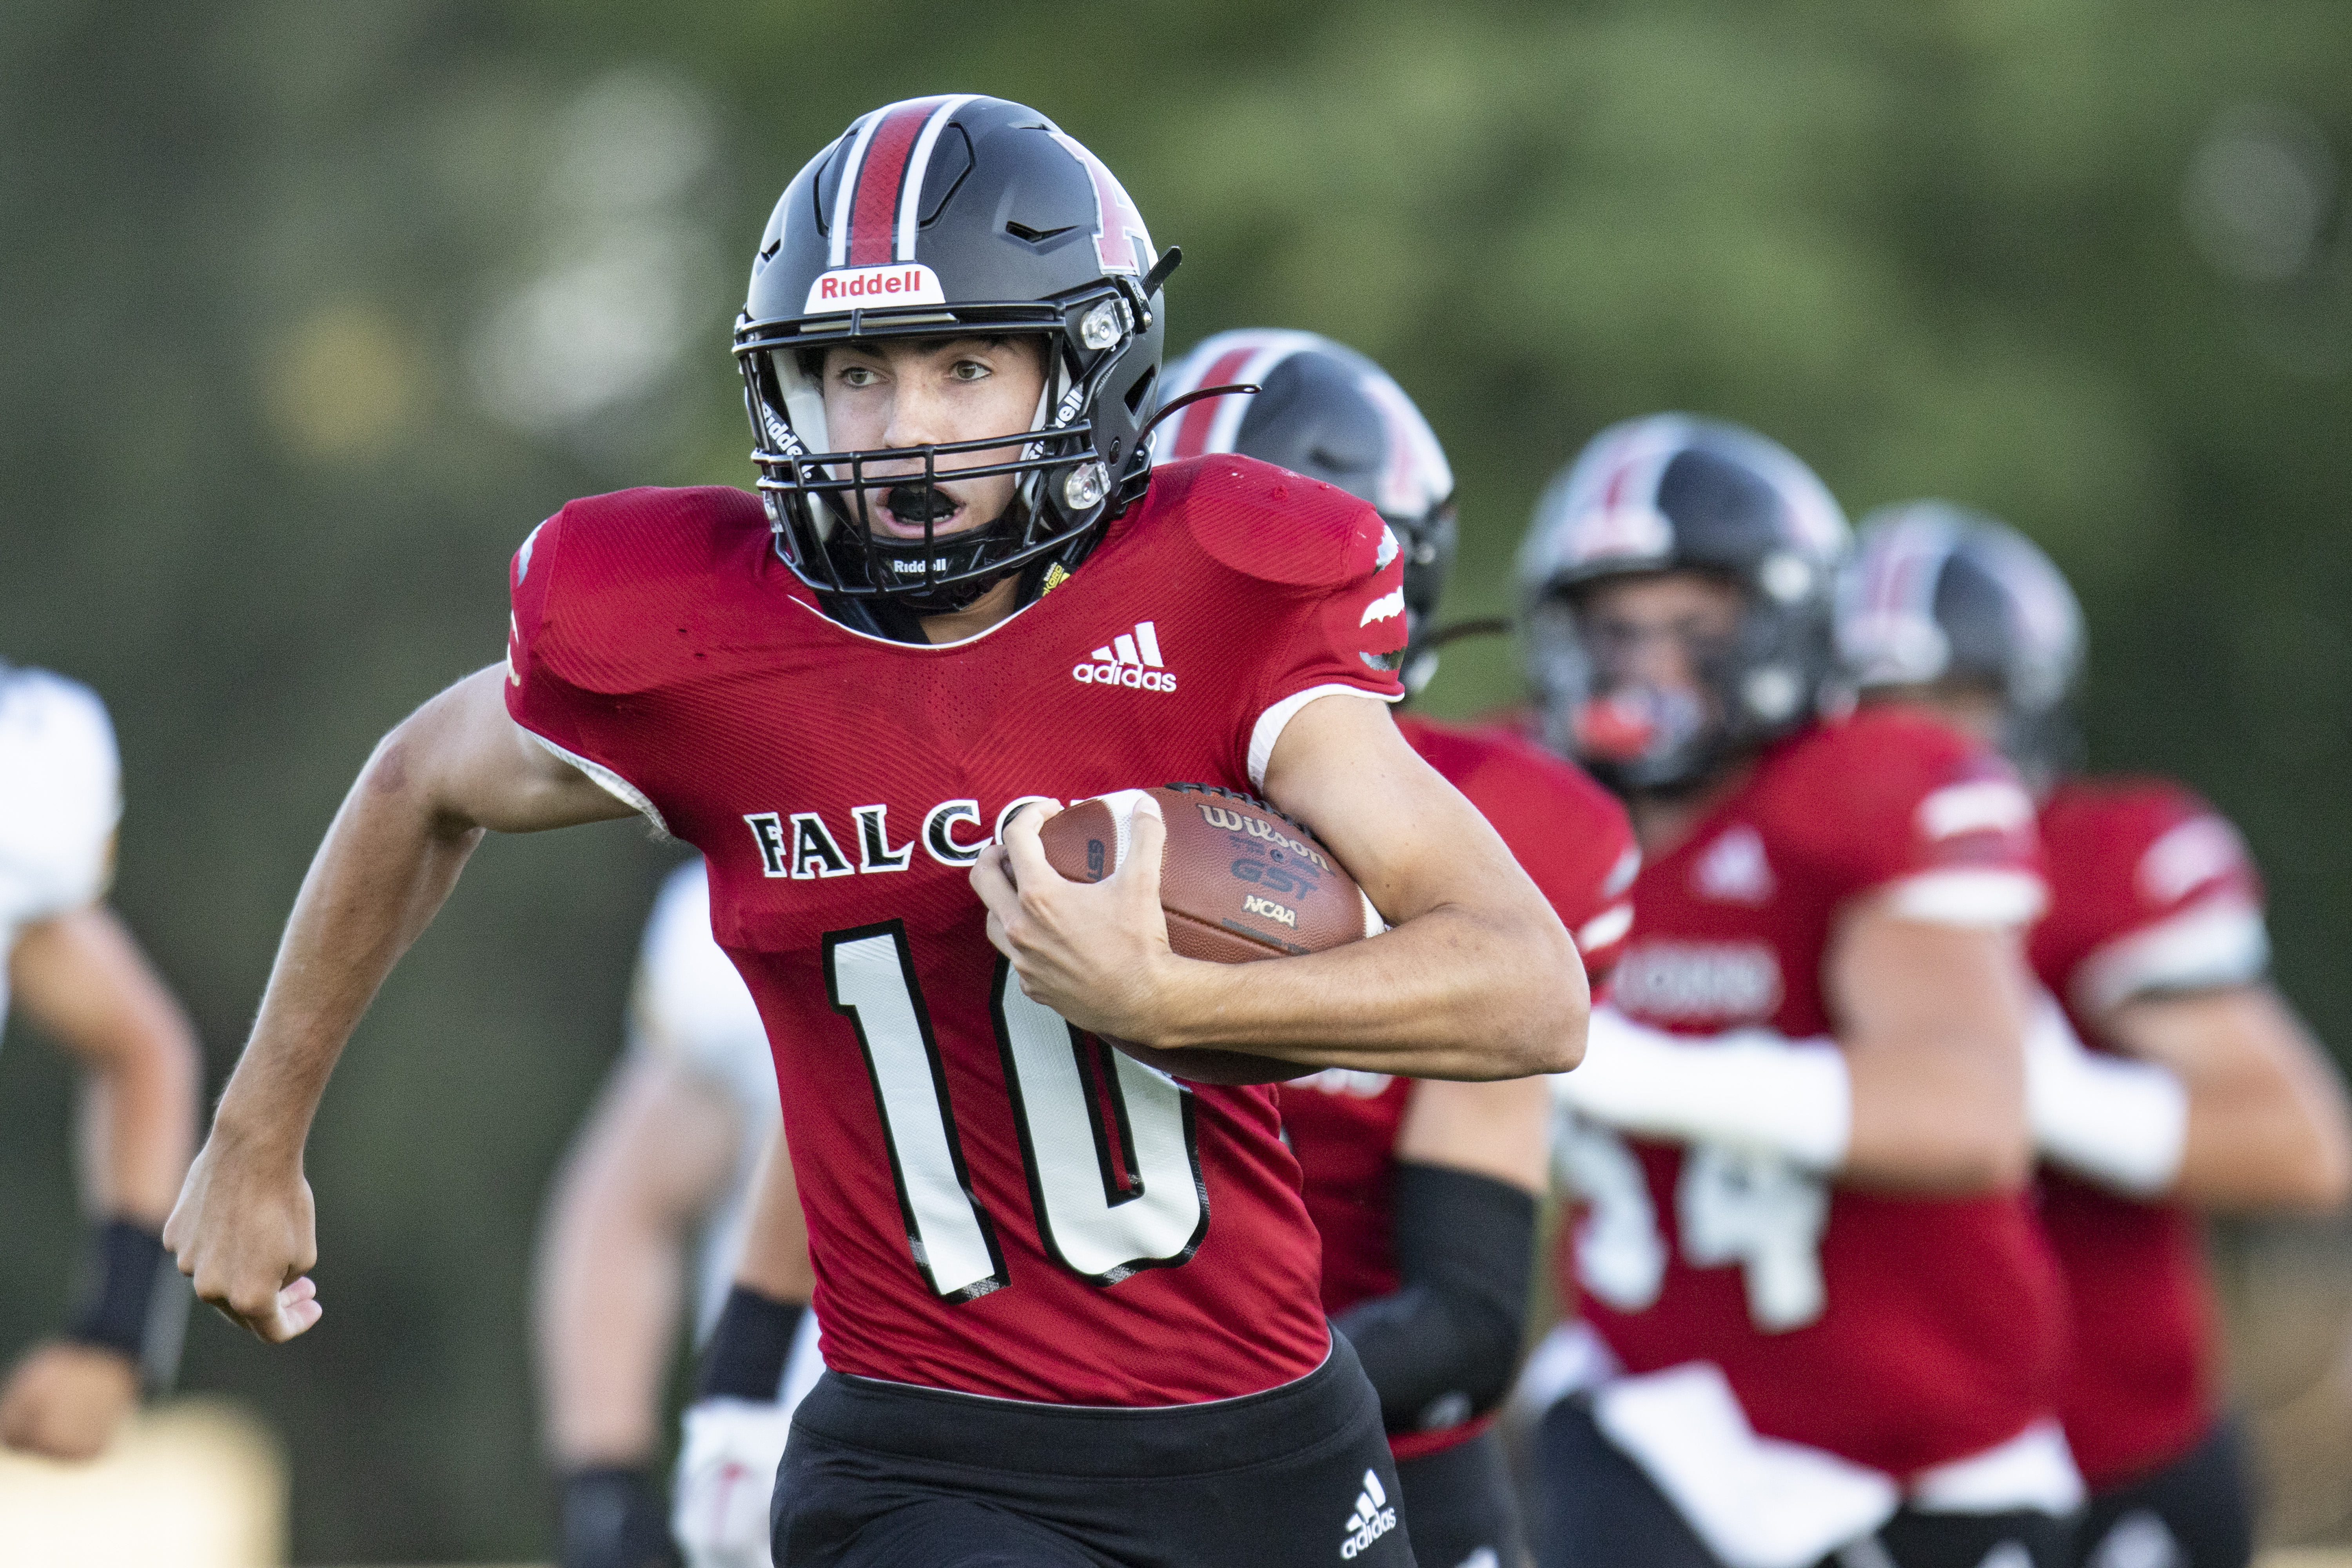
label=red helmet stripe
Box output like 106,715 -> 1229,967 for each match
1600,441 -> 1642,513
1167,347 -> 1257,459
1046,130 -> 1153,276
845,98 -> 950,269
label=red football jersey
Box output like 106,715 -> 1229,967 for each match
1280,717 -> 1634,1460
2030,778 -> 2269,1487
1560,709 -> 2068,1478
506,456 -> 1408,1407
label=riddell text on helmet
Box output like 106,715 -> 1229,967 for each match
803,263 -> 947,313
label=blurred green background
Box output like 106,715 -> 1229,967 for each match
5,0 -> 2352,1559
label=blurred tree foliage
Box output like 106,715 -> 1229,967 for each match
2,0 -> 2349,1558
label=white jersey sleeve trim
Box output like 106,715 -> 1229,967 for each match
1916,779 -> 2036,840
1576,902 -> 1635,957
1882,867 -> 2046,928
2072,894 -> 2270,1019
522,729 -> 669,837
1246,682 -> 1401,793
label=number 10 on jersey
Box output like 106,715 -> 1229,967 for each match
824,922 -> 1210,1299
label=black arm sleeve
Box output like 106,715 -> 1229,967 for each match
1331,1161 -> 1537,1436
693,1284 -> 807,1402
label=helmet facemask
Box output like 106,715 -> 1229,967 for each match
1517,416 -> 1851,797
1394,501 -> 1459,695
740,287 -> 1152,615
1530,571 -> 1804,795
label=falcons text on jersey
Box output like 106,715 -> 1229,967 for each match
506,456 -> 1406,1407
1561,708 -> 2067,1478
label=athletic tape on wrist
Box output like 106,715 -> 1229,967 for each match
65,1219 -> 169,1365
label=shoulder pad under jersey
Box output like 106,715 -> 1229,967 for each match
1152,454 -> 1397,590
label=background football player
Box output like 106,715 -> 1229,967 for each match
1837,503 -> 2352,1568
0,664 -> 200,1461
166,95 -> 1588,1568
1156,327 -> 1637,1568
535,854 -> 820,1568
1516,416 -> 2077,1568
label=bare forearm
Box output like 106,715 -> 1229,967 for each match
537,1178 -> 684,1466
1829,910 -> 2032,1194
733,1129 -> 815,1302
79,1056 -> 196,1224
1146,904 -> 1585,1080
2120,988 -> 2352,1212
14,907 -> 201,1223
1842,1031 -> 2030,1192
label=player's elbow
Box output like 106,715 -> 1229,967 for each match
1494,922 -> 1588,1079
1850,1101 -> 2033,1194
2277,1118 -> 2352,1214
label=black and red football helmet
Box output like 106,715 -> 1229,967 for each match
1838,501 -> 2086,786
735,96 -> 1168,616
1155,329 -> 1457,691
1517,414 -> 1851,793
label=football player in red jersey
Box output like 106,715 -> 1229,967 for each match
1514,416 -> 2078,1568
163,97 -> 1586,1568
1837,503 -> 2352,1568
1157,330 -> 1639,1568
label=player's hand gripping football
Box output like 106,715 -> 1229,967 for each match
973,797 -> 1176,1044
163,1125 -> 324,1344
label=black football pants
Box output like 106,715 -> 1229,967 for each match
771,1334 -> 1417,1567
2069,1417 -> 2252,1568
1395,1427 -> 1524,1568
1528,1394 -> 2072,1568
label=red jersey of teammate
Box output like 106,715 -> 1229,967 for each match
1560,708 -> 2069,1478
2030,778 -> 2269,1488
506,456 -> 1407,1407
1279,717 -> 1635,1461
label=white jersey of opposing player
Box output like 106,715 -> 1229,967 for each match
633,858 -> 821,1405
0,668 -> 121,1029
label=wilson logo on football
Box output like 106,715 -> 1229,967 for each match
803,262 -> 947,313
1072,621 -> 1178,692
1194,802 -> 1333,872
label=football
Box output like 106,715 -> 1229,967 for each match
1035,783 -> 1385,1084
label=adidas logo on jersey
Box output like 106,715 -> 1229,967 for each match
1071,620 -> 1178,692
1340,1468 -> 1397,1559
1693,824 -> 1774,904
